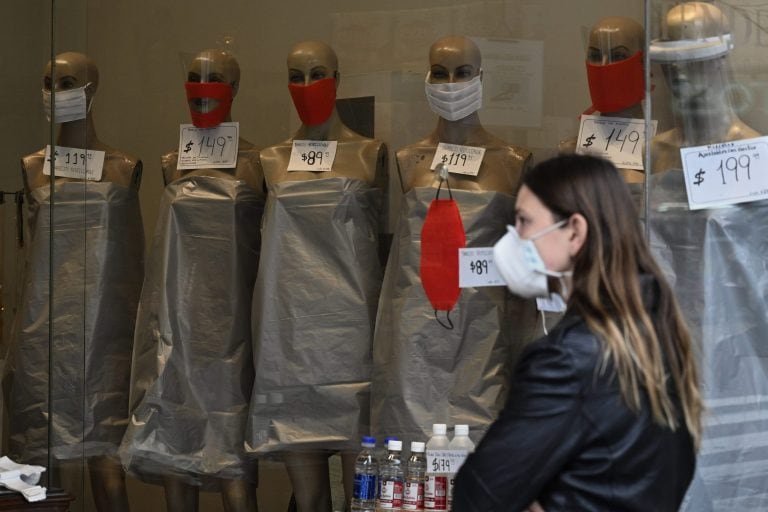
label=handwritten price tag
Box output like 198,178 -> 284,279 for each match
426,450 -> 469,475
576,115 -> 657,170
458,247 -> 505,288
430,143 -> 486,176
681,136 -> 768,210
43,145 -> 105,181
288,140 -> 338,172
177,122 -> 239,170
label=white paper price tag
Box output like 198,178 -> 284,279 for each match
43,145 -> 105,181
536,293 -> 567,313
287,140 -> 338,172
430,143 -> 486,176
426,450 -> 469,475
681,136 -> 768,210
177,122 -> 239,170
458,247 -> 505,288
576,115 -> 657,170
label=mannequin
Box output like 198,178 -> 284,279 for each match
119,49 -> 262,512
560,16 -> 646,185
4,52 -> 142,512
245,41 -> 387,512
647,4 -> 768,510
371,36 -> 537,451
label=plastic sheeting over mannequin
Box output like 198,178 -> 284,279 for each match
246,177 -> 383,454
5,181 -> 144,464
372,187 -> 537,445
120,175 -> 262,484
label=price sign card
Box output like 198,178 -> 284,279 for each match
426,450 -> 470,475
576,115 -> 657,170
459,247 -> 505,288
681,136 -> 768,210
288,140 -> 338,172
43,145 -> 105,181
430,143 -> 486,176
177,122 -> 239,170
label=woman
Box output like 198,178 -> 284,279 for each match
453,154 -> 702,511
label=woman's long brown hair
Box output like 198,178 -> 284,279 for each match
523,154 -> 703,448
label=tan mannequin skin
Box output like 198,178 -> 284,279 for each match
651,2 -> 758,173
20,51 -> 135,512
397,35 -> 530,195
159,49 -> 260,512
559,17 -> 645,184
258,41 -> 386,512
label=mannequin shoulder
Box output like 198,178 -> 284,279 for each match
21,149 -> 48,191
102,146 -> 142,189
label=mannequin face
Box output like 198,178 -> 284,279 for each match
587,17 -> 643,65
428,36 -> 481,84
186,50 -> 239,114
43,51 -> 97,97
287,41 -> 339,86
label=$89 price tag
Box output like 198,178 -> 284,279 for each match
430,143 -> 486,176
681,136 -> 768,210
459,247 -> 505,288
288,140 -> 338,172
576,115 -> 657,170
177,122 -> 239,170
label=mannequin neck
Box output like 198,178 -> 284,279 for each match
601,102 -> 644,120
674,79 -> 736,146
56,116 -> 104,149
295,109 -> 348,141
432,111 -> 489,145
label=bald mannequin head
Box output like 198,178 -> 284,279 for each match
187,49 -> 241,96
428,36 -> 482,83
44,51 -> 99,95
287,41 -> 339,86
587,17 -> 644,64
666,2 -> 730,42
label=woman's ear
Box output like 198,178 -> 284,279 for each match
568,213 -> 588,257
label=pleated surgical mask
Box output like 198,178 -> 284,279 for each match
424,73 -> 482,122
42,83 -> 92,124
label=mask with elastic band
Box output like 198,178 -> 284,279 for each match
42,83 -> 93,124
288,77 -> 337,126
424,73 -> 482,122
586,51 -> 644,114
184,81 -> 233,128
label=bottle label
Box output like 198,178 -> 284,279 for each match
447,475 -> 455,508
378,480 -> 404,508
424,475 -> 447,510
353,473 -> 377,500
403,480 -> 424,510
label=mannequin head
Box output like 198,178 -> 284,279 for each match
287,41 -> 339,126
587,17 -> 643,65
44,51 -> 99,95
185,49 -> 239,127
187,49 -> 241,95
427,35 -> 481,84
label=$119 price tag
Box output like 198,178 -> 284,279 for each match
681,136 -> 768,210
459,247 -> 505,288
43,145 -> 105,181
576,115 -> 657,170
430,143 -> 486,176
288,140 -> 338,172
177,122 -> 239,170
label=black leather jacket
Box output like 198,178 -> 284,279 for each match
453,293 -> 696,511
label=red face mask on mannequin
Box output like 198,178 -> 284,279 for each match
288,77 -> 336,126
185,82 -> 233,128
586,51 -> 644,113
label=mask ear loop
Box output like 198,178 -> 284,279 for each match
540,310 -> 548,335
435,309 -> 454,330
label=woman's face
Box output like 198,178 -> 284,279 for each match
514,185 -> 574,273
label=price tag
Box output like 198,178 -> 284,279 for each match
287,140 -> 338,172
426,450 -> 469,475
430,143 -> 486,176
458,247 -> 505,288
177,122 -> 239,170
681,136 -> 768,210
43,145 -> 105,181
576,115 -> 657,170
536,293 -> 567,313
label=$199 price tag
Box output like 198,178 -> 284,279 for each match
288,140 -> 338,172
459,247 -> 505,288
430,143 -> 486,176
681,136 -> 768,210
177,122 -> 239,170
576,115 -> 657,170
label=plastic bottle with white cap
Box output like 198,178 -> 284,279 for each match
446,425 -> 475,511
425,423 -> 450,510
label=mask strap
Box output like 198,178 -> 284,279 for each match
540,310 -> 548,335
433,163 -> 453,200
434,309 -> 454,330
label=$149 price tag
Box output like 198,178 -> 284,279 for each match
288,140 -> 338,172
430,143 -> 486,176
43,145 -> 105,181
681,136 -> 768,210
576,115 -> 657,170
177,122 -> 239,170
459,247 -> 505,288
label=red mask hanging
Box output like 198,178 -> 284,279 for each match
288,78 -> 336,126
586,51 -> 644,113
421,185 -> 466,328
185,82 -> 233,128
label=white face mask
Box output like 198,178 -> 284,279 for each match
424,73 -> 482,121
493,220 -> 572,299
42,83 -> 92,124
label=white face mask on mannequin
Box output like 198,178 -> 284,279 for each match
493,220 -> 572,299
424,73 -> 482,121
42,83 -> 92,124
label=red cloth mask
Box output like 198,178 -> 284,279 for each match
421,195 -> 466,323
586,51 -> 644,113
288,78 -> 336,126
185,82 -> 233,128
